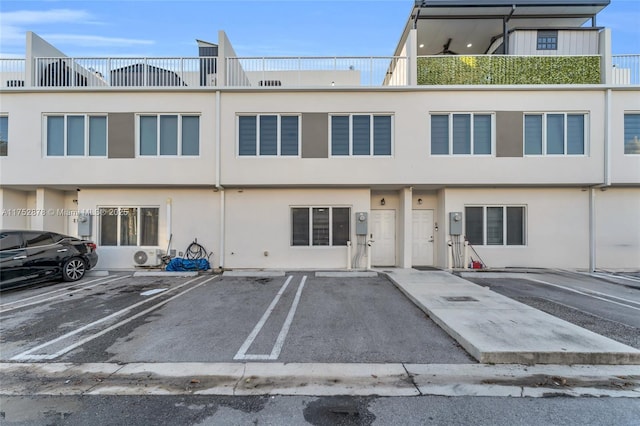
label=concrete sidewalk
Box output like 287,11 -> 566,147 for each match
384,269 -> 640,365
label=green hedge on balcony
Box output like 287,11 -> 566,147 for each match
417,55 -> 601,85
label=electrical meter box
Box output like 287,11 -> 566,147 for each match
355,212 -> 368,235
449,212 -> 462,235
77,213 -> 92,237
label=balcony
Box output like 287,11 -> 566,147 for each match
417,55 -> 602,85
0,54 -> 638,88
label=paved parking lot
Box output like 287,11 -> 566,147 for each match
0,272 -> 474,364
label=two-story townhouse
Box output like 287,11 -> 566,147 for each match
1,0 -> 638,272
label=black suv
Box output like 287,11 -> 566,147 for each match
0,230 -> 98,290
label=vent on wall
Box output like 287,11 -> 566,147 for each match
259,80 -> 282,87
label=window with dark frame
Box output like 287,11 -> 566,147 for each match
291,207 -> 351,247
0,116 -> 7,156
465,206 -> 525,246
537,30 -> 558,50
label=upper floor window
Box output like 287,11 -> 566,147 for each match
624,113 -> 640,155
0,115 -> 7,156
99,207 -> 159,246
537,30 -> 558,50
291,206 -> 350,247
431,113 -> 493,155
524,113 -> 587,156
465,206 -> 526,246
330,114 -> 392,156
238,114 -> 300,156
139,114 -> 200,156
45,114 -> 107,157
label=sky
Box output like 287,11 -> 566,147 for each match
0,0 -> 638,58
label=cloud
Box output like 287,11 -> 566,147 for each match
0,9 -> 95,25
42,34 -> 154,48
0,8 -> 153,53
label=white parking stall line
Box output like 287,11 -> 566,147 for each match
11,275 -> 218,361
592,272 -> 640,284
269,275 -> 306,360
234,276 -> 294,360
0,275 -> 131,313
234,275 -> 307,361
527,278 -> 640,312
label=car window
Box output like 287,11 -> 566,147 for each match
0,233 -> 23,251
50,233 -> 66,243
24,232 -> 56,247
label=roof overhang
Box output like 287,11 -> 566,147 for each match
395,0 -> 610,56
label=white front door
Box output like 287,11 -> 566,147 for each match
371,210 -> 396,266
412,209 -> 434,266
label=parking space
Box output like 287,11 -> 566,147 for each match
0,272 -> 474,364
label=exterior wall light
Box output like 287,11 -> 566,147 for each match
380,198 -> 386,206
417,198 -> 423,205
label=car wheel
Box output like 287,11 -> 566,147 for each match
62,257 -> 86,282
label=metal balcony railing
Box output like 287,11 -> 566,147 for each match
1,54 -> 638,88
226,56 -> 408,87
612,54 -> 640,85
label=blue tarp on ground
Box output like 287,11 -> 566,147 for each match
166,258 -> 210,271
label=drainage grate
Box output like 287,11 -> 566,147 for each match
443,296 -> 478,302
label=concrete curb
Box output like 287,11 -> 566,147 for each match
223,271 -> 286,277
133,271 -> 199,277
315,271 -> 378,278
1,362 -> 637,398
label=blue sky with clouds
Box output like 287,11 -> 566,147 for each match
0,0 -> 638,58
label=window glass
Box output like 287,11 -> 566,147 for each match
182,116 -> 200,155
352,115 -> 371,155
120,208 -> 138,246
312,208 -> 330,246
24,232 -> 55,247
524,115 -> 543,155
486,207 -> 504,245
431,115 -> 449,155
67,115 -> 85,156
0,233 -> 22,250
452,114 -> 471,154
465,207 -> 483,245
331,116 -> 350,155
280,116 -> 299,156
506,207 -> 525,245
292,208 -> 310,246
567,114 -> 585,155
473,115 -> 492,155
89,116 -> 107,156
238,116 -> 257,156
140,208 -> 159,246
100,208 -> 118,246
537,31 -> 558,50
547,114 -> 565,154
159,115 -> 178,155
624,113 -> 640,154
140,116 -> 157,155
259,115 -> 278,155
373,115 -> 392,155
0,116 -> 7,156
332,208 -> 350,246
47,116 -> 65,156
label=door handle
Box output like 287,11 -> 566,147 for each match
13,255 -> 27,260
428,236 -> 434,242
57,249 -> 68,252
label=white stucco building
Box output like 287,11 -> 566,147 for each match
1,0 -> 639,271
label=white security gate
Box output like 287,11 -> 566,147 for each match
412,210 -> 434,266
371,210 -> 396,266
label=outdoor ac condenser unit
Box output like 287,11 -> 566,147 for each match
133,249 -> 162,267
